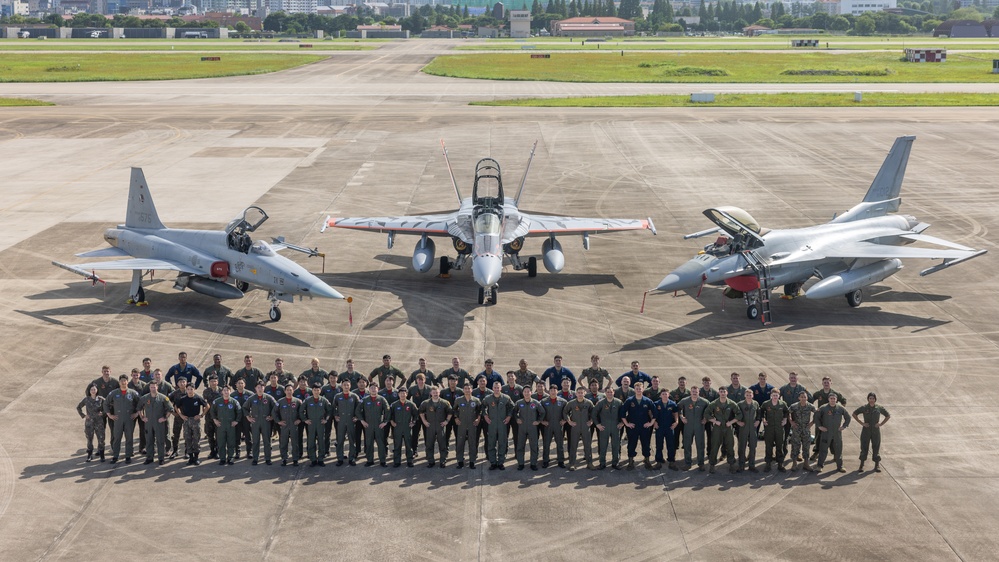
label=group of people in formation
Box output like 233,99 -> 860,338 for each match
79,352 -> 890,474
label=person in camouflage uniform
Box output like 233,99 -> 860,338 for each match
704,387 -> 742,473
579,354 -> 611,390
77,383 -> 106,462
788,390 -> 817,472
852,392 -> 891,472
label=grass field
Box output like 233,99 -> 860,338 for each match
473,92 -> 999,107
0,97 -> 54,106
456,36 -> 999,51
424,51 -> 999,83
0,39 -> 375,51
0,52 -> 327,81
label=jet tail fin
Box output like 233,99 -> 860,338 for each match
124,167 -> 165,230
831,136 -> 914,224
864,135 -> 914,205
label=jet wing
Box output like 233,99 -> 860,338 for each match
76,247 -> 130,258
774,242 -> 980,264
62,258 -> 198,273
521,214 -> 656,236
327,214 -> 457,236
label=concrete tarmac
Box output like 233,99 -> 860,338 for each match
0,42 -> 997,560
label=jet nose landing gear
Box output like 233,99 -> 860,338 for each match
477,286 -> 498,305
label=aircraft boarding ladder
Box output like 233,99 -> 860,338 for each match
742,250 -> 773,326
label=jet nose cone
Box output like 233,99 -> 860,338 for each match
308,280 -> 345,300
656,256 -> 712,292
473,255 -> 503,288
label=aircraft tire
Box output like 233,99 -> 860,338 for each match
269,306 -> 282,322
440,256 -> 450,276
490,287 -> 498,304
846,289 -> 863,308
527,257 -> 538,278
136,286 -> 145,303
477,287 -> 485,305
747,304 -> 759,320
236,281 -> 249,293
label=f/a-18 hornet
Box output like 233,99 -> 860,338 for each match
53,168 -> 344,321
324,141 -> 656,304
651,136 -> 986,324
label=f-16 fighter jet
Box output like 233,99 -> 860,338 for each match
652,136 -> 986,324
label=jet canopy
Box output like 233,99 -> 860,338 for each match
472,158 -> 504,210
474,213 -> 501,235
703,206 -> 767,250
226,206 -> 269,254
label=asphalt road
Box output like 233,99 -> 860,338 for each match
0,41 -> 997,561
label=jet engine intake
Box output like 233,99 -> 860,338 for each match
413,237 -> 436,273
541,237 -> 564,274
503,236 -> 525,255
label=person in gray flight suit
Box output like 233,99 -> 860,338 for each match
243,382 -> 278,465
274,384 -> 303,467
481,381 -> 514,470
677,386 -> 710,471
452,383 -> 482,469
389,387 -> 419,467
211,385 -> 242,465
515,386 -> 546,471
356,383 -> 390,467
104,375 -> 140,464
301,383 -> 333,467
138,382 -> 172,465
419,386 -> 453,468
592,386 -> 623,469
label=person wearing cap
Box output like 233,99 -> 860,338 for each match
853,392 -> 889,472
275,384 -> 303,466
301,383 -> 333,466
211,385 -> 242,465
389,387 -> 418,467
243,382 -> 278,465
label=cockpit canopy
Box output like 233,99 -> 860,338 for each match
250,240 -> 276,257
474,212 -> 501,235
226,206 -> 269,254
706,206 -> 762,235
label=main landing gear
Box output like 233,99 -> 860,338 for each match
508,252 -> 538,278
127,270 -> 148,306
846,289 -> 863,308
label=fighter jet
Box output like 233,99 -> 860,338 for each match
652,136 -> 987,324
53,168 -> 344,321
324,141 -> 656,304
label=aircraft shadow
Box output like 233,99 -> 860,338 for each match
322,254 -> 625,346
621,288 -> 953,352
20,281 -> 312,347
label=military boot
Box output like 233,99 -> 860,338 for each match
193,453 -> 201,466
86,451 -> 93,462
792,459 -> 799,471
803,458 -> 814,472
874,462 -> 881,473
98,448 -> 105,462
708,463 -> 715,474
643,458 -> 653,470
764,462 -> 771,472
627,458 -> 635,470
858,460 -> 865,472
587,461 -> 596,470
668,462 -> 678,471
749,462 -> 758,473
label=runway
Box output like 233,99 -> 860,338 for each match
0,40 -> 997,560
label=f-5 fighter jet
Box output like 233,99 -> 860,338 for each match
53,168 -> 344,321
324,141 -> 656,304
652,136 -> 987,324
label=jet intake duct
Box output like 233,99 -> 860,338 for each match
187,276 -> 245,300
804,259 -> 902,300
542,237 -> 564,274
413,237 -> 436,273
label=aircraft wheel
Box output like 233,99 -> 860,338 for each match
269,306 -> 282,322
136,286 -> 145,303
527,257 -> 538,278
846,289 -> 863,308
490,287 -> 498,304
477,287 -> 485,305
747,304 -> 760,320
236,281 -> 249,293
440,256 -> 451,276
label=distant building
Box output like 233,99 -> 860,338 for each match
478,25 -> 498,38
742,23 -> 771,36
509,9 -> 531,38
491,1 -> 503,19
551,16 -> 635,37
837,0 -> 896,16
